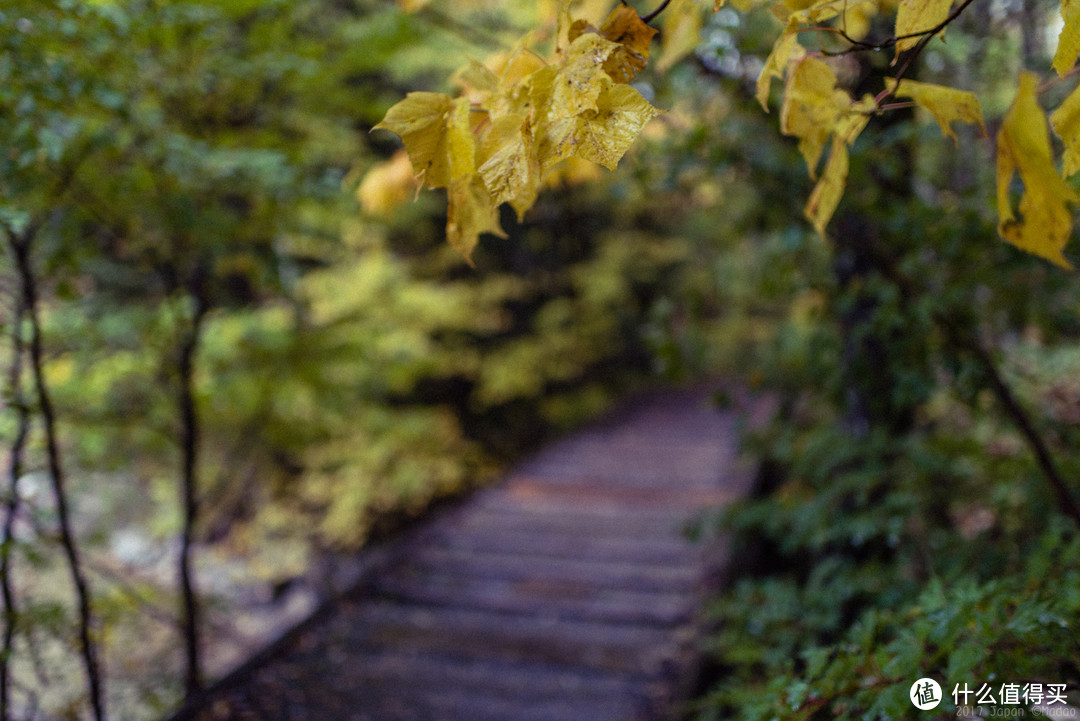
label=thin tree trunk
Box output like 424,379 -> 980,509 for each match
5,227 -> 106,721
854,231 -> 1080,528
1,281 -> 30,721
939,319 -> 1080,526
177,290 -> 207,699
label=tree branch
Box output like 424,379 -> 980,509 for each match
642,0 -> 673,24
1,249 -> 30,721
4,225 -> 107,721
855,233 -> 1080,528
170,268 -> 210,700
938,318 -> 1080,526
818,0 -> 980,70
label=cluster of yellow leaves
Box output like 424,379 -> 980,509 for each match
986,0 -> 1080,270
998,73 -> 1080,268
755,0 -> 987,240
376,0 -> 1080,268
752,0 -> 1080,267
371,2 -> 663,263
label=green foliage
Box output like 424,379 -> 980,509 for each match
8,0 -> 1080,719
2,1 -> 725,716
692,128 -> 1080,721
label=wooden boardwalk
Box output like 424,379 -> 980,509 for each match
172,385 -> 760,721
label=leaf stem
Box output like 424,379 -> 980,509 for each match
641,0 -> 673,24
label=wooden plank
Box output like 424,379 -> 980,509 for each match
413,525 -> 703,565
375,573 -> 696,625
441,506 -> 698,539
344,601 -> 685,675
388,546 -> 700,591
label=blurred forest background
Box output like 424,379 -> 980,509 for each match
2,0 -> 1080,719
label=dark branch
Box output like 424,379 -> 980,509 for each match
5,224 -> 107,721
855,232 -> 1080,529
819,0 -> 979,64
641,0 -> 673,24
1,229 -> 30,721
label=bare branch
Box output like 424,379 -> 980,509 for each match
5,225 -> 107,721
642,0 -> 673,24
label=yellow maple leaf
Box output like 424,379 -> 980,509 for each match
556,0 -> 573,52
541,156 -> 605,189
805,134 -> 851,237
592,5 -> 659,83
723,0 -> 774,10
779,0 -> 876,26
477,114 -> 541,220
805,110 -> 871,236
886,78 -> 986,142
996,72 -> 1079,269
455,59 -> 499,99
756,21 -> 805,110
780,56 -> 851,176
1054,0 -> 1080,76
552,32 -> 622,116
841,0 -> 878,41
482,44 -> 549,121
356,150 -> 418,218
657,0 -> 703,73
374,93 -> 476,189
447,174 -> 507,264
534,76 -> 662,170
894,0 -> 952,58
1051,80 -> 1080,177
493,41 -> 549,89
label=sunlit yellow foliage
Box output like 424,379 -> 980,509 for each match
805,109 -> 871,236
1054,0 -> 1080,76
782,0 -> 876,27
840,0 -> 878,41
541,156 -> 605,188
476,114 -> 541,218
569,5 -> 658,83
886,78 -> 986,143
447,175 -> 507,263
533,70 -> 662,170
1050,80 -> 1080,177
996,73 -> 1079,269
373,93 -> 475,189
756,21 -> 805,110
894,0 -> 952,57
376,0 -> 1080,267
356,150 -> 417,217
780,56 -> 853,176
657,0 -> 703,72
374,3 -> 662,262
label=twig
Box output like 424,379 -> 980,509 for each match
642,0 -> 673,24
886,0 -> 980,94
818,0 -> 979,63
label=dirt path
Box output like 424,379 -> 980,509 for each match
170,384 -> 762,721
